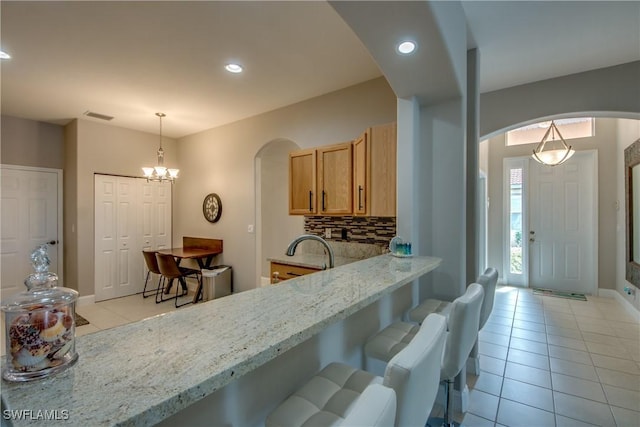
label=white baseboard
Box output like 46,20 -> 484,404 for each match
78,294 -> 95,306
598,289 -> 640,321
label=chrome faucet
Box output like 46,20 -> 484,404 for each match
286,234 -> 335,269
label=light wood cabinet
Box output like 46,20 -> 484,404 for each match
353,133 -> 367,215
317,142 -> 353,215
289,148 -> 316,215
353,122 -> 397,217
288,123 -> 395,217
270,262 -> 321,283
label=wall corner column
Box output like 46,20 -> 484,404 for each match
467,48 -> 481,284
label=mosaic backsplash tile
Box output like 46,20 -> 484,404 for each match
304,216 -> 396,248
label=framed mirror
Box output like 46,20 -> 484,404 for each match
624,138 -> 640,286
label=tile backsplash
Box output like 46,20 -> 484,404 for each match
304,216 -> 396,248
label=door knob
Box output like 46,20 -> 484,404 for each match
47,240 -> 58,245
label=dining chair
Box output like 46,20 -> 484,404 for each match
155,252 -> 203,308
142,251 -> 163,299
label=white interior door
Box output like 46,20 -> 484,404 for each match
116,177 -> 138,296
95,175 -> 141,301
1,166 -> 62,299
138,180 -> 172,285
154,183 -> 172,251
96,175 -> 172,301
528,151 -> 597,294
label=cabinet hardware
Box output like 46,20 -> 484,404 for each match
286,272 -> 302,277
309,190 -> 313,211
358,185 -> 363,210
321,190 -> 326,211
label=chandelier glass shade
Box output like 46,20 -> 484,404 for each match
531,120 -> 575,166
142,113 -> 179,183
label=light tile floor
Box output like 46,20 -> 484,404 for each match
0,288 -> 188,355
430,286 -> 640,427
74,289 -> 188,337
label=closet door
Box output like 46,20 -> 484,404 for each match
95,175 -> 143,301
154,182 -> 172,251
138,180 -> 172,285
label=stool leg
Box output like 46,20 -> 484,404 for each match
444,378 -> 453,427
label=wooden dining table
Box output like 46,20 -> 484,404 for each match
157,237 -> 223,303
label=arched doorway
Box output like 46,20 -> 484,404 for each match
254,139 -> 304,286
481,116 -> 639,294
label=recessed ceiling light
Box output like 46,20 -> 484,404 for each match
397,41 -> 416,55
225,63 -> 243,73
0,51 -> 11,60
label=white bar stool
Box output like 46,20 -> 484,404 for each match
408,267 -> 498,326
364,284 -> 485,427
266,313 -> 447,427
468,267 -> 499,374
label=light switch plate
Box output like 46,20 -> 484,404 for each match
325,228 -> 331,238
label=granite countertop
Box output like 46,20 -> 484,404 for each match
267,253 -> 358,269
1,254 -> 441,427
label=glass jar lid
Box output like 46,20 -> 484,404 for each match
0,245 -> 78,313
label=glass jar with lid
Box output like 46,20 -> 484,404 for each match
1,245 -> 79,382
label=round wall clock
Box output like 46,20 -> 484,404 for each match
202,193 -> 222,223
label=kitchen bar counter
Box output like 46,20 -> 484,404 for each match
267,252 -> 359,269
1,254 -> 441,426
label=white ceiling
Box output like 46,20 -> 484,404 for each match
1,1 -> 638,138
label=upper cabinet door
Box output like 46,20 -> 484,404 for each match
353,131 -> 368,215
318,142 -> 353,215
369,122 -> 397,217
289,148 -> 317,215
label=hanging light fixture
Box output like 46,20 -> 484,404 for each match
531,120 -> 575,166
142,112 -> 179,183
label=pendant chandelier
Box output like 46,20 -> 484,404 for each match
531,120 -> 575,166
142,112 -> 179,183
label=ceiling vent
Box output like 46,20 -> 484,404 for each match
83,110 -> 114,121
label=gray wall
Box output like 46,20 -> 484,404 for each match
486,118 -> 619,290
0,115 -> 64,168
480,62 -> 640,139
64,119 -> 178,295
174,77 -> 397,292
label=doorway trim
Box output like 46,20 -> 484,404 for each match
0,164 -> 64,283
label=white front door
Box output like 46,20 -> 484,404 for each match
0,166 -> 62,299
528,151 -> 597,294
